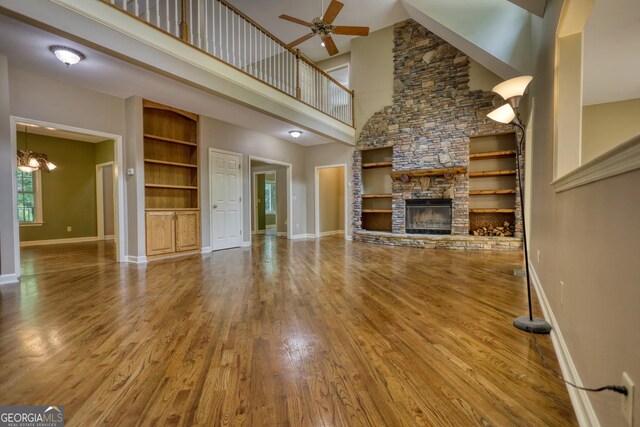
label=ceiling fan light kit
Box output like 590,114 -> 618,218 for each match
279,0 -> 370,56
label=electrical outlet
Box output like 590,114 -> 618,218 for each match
66,226 -> 72,232
560,281 -> 565,305
537,249 -> 541,263
622,372 -> 634,426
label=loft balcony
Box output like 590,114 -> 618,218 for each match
0,0 -> 355,143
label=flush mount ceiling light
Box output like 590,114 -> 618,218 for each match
49,45 -> 85,67
289,130 -> 303,138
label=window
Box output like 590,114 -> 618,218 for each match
17,169 -> 43,225
265,180 -> 276,215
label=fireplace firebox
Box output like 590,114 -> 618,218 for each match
405,199 -> 452,235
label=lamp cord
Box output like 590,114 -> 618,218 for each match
527,328 -> 628,396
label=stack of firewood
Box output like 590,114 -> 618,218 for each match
472,221 -> 515,237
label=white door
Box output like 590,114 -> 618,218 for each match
211,151 -> 243,250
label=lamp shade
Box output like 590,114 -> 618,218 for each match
487,104 -> 516,124
492,76 -> 533,100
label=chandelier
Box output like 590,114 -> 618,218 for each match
17,126 -> 57,173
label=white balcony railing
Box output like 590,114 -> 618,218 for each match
103,0 -> 354,126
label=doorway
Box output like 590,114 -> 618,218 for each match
11,117 -> 125,277
315,164 -> 347,238
249,156 -> 292,243
252,170 -> 278,237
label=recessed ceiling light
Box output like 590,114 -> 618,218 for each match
45,127 -> 56,131
49,45 -> 86,67
321,42 -> 325,47
289,130 -> 303,138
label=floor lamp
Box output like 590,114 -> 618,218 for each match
487,76 -> 552,334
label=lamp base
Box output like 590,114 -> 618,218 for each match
513,316 -> 552,334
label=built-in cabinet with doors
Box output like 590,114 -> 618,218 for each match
143,100 -> 201,258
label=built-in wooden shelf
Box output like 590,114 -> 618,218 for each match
470,189 -> 516,196
469,150 -> 517,160
145,208 -> 200,211
390,167 -> 467,179
362,209 -> 392,214
469,170 -> 517,178
362,193 -> 392,199
145,184 -> 198,190
362,161 -> 393,169
144,159 -> 198,168
144,133 -> 198,147
469,208 -> 516,214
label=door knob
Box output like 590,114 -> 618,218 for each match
213,205 -> 218,209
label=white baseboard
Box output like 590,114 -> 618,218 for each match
319,230 -> 344,237
266,224 -> 276,229
252,230 -> 266,235
201,246 -> 212,254
290,233 -> 316,240
345,235 -> 353,241
20,236 -> 100,247
104,235 -> 115,240
277,231 -> 287,237
127,255 -> 148,264
240,241 -> 252,247
0,274 -> 19,285
529,264 -> 600,427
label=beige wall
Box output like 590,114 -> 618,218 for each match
351,25 -> 395,136
468,58 -> 503,92
528,0 -> 640,425
0,55 -> 16,280
318,167 -> 345,233
582,98 -> 640,162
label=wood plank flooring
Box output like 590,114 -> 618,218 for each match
1,237 -> 577,426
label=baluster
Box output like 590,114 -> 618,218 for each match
231,9 -> 235,66
155,0 -> 160,27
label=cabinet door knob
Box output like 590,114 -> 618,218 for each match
213,205 -> 218,209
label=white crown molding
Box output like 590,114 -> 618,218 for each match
552,136 -> 640,192
529,264 -> 600,426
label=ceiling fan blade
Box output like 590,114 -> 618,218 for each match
333,26 -> 370,36
323,36 -> 339,56
279,14 -> 312,27
322,0 -> 344,24
287,33 -> 315,48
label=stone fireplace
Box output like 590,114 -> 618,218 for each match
405,199 -> 452,235
351,19 -> 523,251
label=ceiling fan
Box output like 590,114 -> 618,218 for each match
279,0 -> 370,56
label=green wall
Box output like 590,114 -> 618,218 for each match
18,132 -> 113,242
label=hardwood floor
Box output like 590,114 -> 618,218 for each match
0,236 -> 577,426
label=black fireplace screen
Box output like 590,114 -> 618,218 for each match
405,199 -> 452,235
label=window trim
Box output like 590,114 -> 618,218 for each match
264,179 -> 277,215
17,169 -> 44,226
